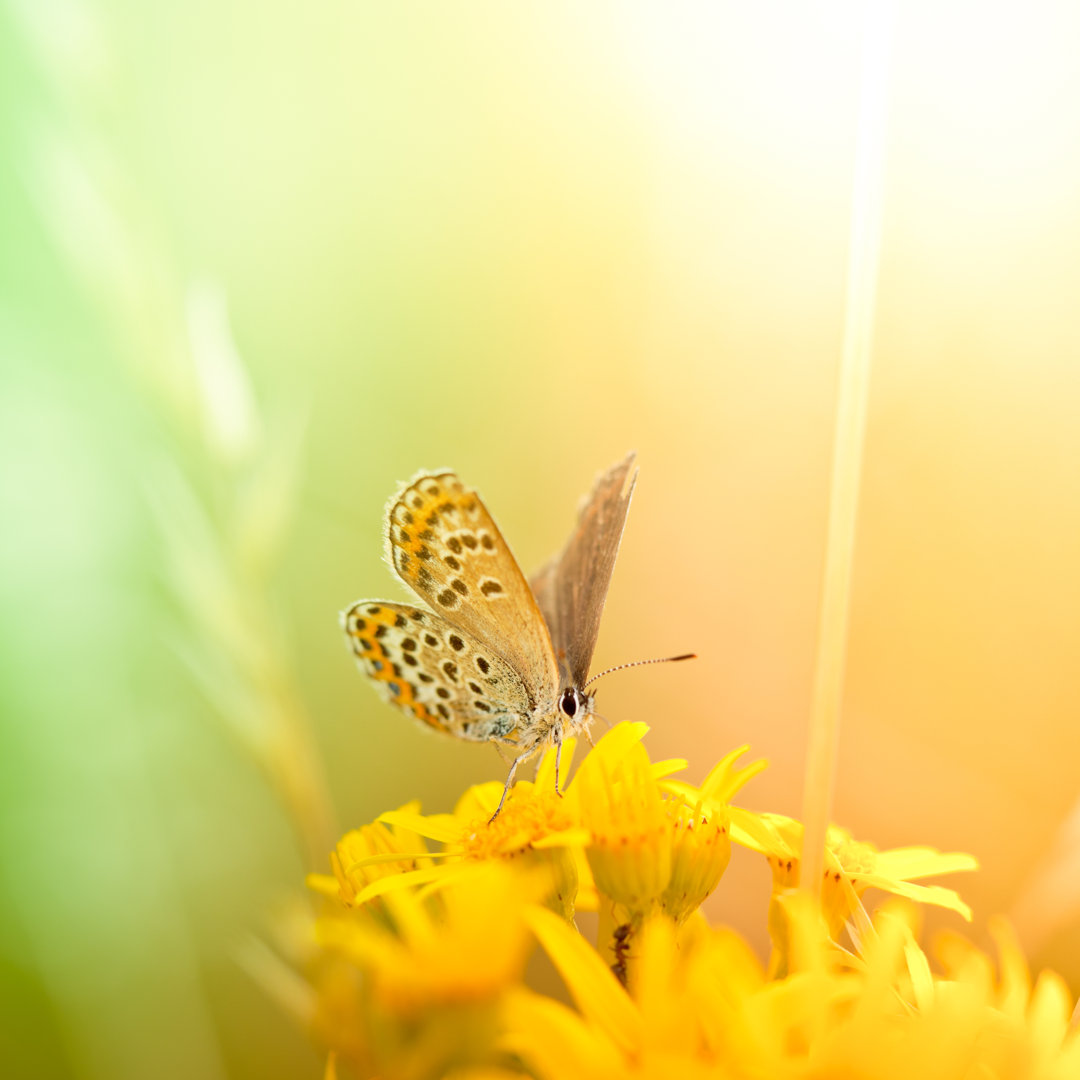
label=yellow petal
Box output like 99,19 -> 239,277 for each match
413,865 -> 477,904
872,846 -> 979,880
651,757 -> 688,780
700,745 -> 768,803
659,779 -> 699,804
729,807 -> 789,854
377,809 -> 462,844
989,915 -> 1031,1016
305,872 -> 340,898
523,904 -> 641,1055
582,721 -> 650,769
342,849 -> 455,872
353,864 -> 448,906
316,916 -> 401,969
535,736 -> 578,789
454,780 -> 509,818
532,827 -> 592,850
502,988 -> 624,1079
859,876 -> 973,921
1028,970 -> 1073,1052
905,934 -> 935,1012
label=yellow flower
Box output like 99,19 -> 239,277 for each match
508,905 -> 764,1079
658,745 -> 765,924
511,897 -> 1080,1080
356,726 -> 683,922
306,800 -> 431,912
318,863 -> 534,1014
928,916 -> 1080,1080
764,899 -> 1080,1080
295,718 -> 1080,1080
315,862 -> 541,1080
576,728 -> 764,977
738,810 -> 977,972
658,802 -> 731,925
574,725 -> 674,917
370,738 -> 591,919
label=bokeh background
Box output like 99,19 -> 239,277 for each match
3,2 -> 1080,1077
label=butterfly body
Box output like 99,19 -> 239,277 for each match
343,455 -> 637,811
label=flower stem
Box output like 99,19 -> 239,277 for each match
800,0 -> 895,897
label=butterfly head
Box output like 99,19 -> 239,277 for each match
557,685 -> 592,725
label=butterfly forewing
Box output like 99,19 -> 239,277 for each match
343,601 -> 532,744
384,471 -> 559,705
530,452 -> 637,687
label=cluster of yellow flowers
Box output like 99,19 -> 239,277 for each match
303,724 -> 1079,1079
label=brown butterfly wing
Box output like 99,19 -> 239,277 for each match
530,453 -> 637,688
342,600 -> 533,743
384,470 -> 560,708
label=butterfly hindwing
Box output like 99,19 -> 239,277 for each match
384,471 -> 559,706
530,452 -> 637,687
343,600 -> 532,744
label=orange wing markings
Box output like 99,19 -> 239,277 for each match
343,600 -> 534,741
386,472 -> 492,592
384,470 -> 559,702
344,602 -> 449,733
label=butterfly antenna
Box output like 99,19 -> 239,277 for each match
583,653 -> 696,691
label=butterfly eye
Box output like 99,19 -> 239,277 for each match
558,687 -> 581,719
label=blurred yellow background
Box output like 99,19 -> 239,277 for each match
3,2 -> 1080,1077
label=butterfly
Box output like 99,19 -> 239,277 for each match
342,452 -> 691,818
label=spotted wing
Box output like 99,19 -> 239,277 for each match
385,471 -> 559,706
529,453 -> 637,687
343,601 -> 533,745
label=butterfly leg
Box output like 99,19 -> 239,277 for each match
489,747 -> 533,823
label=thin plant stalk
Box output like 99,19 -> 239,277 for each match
800,0 -> 895,896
